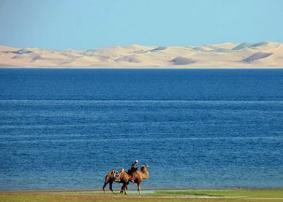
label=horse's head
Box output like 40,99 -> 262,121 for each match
141,164 -> 149,172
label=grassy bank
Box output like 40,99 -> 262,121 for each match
1,189 -> 283,202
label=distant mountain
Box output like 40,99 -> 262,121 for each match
0,42 -> 282,68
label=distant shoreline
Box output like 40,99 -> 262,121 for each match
1,187 -> 283,192
1,66 -> 283,70
1,42 -> 283,68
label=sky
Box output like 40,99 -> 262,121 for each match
0,0 -> 283,49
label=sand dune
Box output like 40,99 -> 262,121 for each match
242,52 -> 273,63
0,42 -> 282,68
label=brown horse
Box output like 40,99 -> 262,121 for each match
102,168 -> 134,193
102,170 -> 119,192
118,169 -> 132,194
102,165 -> 149,195
120,165 -> 150,195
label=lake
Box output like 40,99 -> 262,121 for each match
0,68 -> 283,190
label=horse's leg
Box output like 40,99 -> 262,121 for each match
102,181 -> 108,192
124,183 -> 128,195
137,182 -> 141,195
120,182 -> 128,195
120,183 -> 125,194
109,181 -> 114,193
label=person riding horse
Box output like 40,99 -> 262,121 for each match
127,160 -> 138,182
128,160 -> 138,173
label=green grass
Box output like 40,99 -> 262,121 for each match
0,189 -> 283,202
155,189 -> 283,198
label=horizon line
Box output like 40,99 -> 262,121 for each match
1,41 -> 283,51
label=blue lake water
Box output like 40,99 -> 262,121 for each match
0,68 -> 283,190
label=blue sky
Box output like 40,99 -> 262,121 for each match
0,0 -> 283,49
